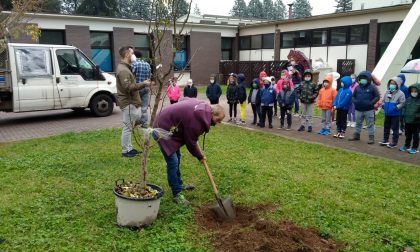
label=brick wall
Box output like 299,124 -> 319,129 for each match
274,29 -> 281,61
366,19 -> 378,71
65,25 -> 91,58
112,27 -> 134,71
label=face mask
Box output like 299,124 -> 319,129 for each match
188,83 -> 192,86
130,54 -> 137,63
360,79 -> 368,85
210,80 -> 214,84
351,78 -> 356,83
389,84 -> 396,91
229,80 -> 234,84
291,61 -> 296,65
252,84 -> 257,88
283,85 -> 287,89
304,77 -> 311,81
271,81 -> 275,85
411,92 -> 418,98
281,75 -> 286,79
323,82 -> 329,87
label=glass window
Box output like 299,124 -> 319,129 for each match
379,22 -> 402,43
222,37 -> 233,60
295,31 -> 311,47
222,51 -> 231,60
281,32 -> 296,48
262,34 -> 274,49
312,30 -> 328,46
39,30 -> 65,45
251,35 -> 262,49
56,49 -> 78,74
134,34 -> 150,59
76,50 -> 95,79
330,27 -> 348,45
91,49 -> 112,72
90,32 -> 112,72
239,36 -> 251,50
16,47 -> 52,77
349,25 -> 368,44
90,32 -> 111,47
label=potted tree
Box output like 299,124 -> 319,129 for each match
113,0 -> 193,228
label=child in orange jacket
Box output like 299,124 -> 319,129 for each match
317,75 -> 337,135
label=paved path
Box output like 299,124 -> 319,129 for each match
0,94 -> 419,166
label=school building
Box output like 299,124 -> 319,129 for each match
3,2 -> 419,85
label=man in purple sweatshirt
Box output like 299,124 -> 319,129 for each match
153,98 -> 225,205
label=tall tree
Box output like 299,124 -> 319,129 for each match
273,0 -> 286,20
41,0 -> 61,13
229,0 -> 247,18
262,0 -> 275,20
76,0 -> 119,17
61,0 -> 80,14
292,0 -> 312,19
247,0 -> 263,19
119,0 -> 151,19
335,0 -> 352,12
168,0 -> 189,19
193,3 -> 200,15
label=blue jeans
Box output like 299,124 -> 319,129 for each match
153,133 -> 183,197
355,110 -> 375,136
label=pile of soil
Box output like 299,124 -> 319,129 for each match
195,205 -> 344,252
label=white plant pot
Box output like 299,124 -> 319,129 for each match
113,183 -> 164,228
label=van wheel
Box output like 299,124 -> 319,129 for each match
90,94 -> 114,117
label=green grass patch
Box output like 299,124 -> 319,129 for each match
0,126 -> 418,251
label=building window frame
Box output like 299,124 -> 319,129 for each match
329,26 -> 349,46
90,31 -> 113,72
39,29 -> 65,45
348,25 -> 369,45
134,33 -> 151,60
239,36 -> 251,50
221,37 -> 233,60
262,33 -> 274,49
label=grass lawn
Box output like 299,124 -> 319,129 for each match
0,126 -> 418,251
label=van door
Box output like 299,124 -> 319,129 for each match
15,47 -> 55,111
54,49 -> 99,108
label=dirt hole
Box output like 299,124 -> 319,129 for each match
195,205 -> 344,252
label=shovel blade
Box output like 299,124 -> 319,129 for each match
210,196 -> 236,220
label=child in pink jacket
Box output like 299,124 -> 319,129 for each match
276,70 -> 295,94
167,77 -> 181,104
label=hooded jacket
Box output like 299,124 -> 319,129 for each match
317,75 -> 337,110
297,70 -> 319,104
167,83 -> 181,102
206,80 -> 222,102
333,76 -> 353,110
260,81 -> 277,106
259,71 -> 267,88
277,80 -> 295,108
398,74 -> 409,98
237,73 -> 248,103
404,83 -> 420,124
154,98 -> 211,160
248,78 -> 261,105
276,70 -> 295,94
353,71 -> 380,111
382,77 -> 406,117
226,78 -> 239,104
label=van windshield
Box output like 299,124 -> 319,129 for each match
56,49 -> 95,80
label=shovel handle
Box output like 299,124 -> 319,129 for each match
202,160 -> 219,196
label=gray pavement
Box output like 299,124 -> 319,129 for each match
0,94 -> 419,166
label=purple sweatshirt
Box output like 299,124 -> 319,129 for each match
153,98 -> 211,160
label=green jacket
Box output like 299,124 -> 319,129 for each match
298,80 -> 319,104
116,61 -> 147,109
404,83 -> 420,124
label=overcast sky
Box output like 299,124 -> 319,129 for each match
193,0 -> 337,16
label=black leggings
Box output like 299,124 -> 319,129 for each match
229,103 -> 237,118
404,123 -> 419,149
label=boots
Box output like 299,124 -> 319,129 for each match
348,133 -> 360,141
367,135 -> 375,144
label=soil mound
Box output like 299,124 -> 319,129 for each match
195,205 -> 343,252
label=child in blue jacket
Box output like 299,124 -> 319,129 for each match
259,77 -> 277,128
333,76 -> 353,139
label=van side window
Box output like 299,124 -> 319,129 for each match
16,47 -> 52,77
56,49 -> 95,80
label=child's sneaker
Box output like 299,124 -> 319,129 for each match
407,149 -> 418,154
318,128 -> 326,134
322,129 -> 331,135
307,126 -> 312,132
399,146 -> 408,152
297,125 -> 305,131
351,122 -> 356,128
338,133 -> 345,139
379,141 -> 389,146
227,118 -> 232,122
333,133 -> 339,138
173,193 -> 191,206
286,126 -> 291,131
387,143 -> 397,148
347,122 -> 351,127
278,125 -> 284,130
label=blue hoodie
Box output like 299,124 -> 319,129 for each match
398,74 -> 409,98
237,73 -> 247,103
333,76 -> 353,110
260,82 -> 277,106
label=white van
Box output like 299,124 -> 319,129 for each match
0,43 -> 118,117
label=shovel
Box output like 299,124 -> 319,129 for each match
202,160 -> 236,220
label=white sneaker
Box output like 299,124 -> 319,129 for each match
351,122 -> 356,128
347,122 -> 351,127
